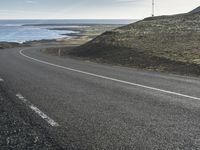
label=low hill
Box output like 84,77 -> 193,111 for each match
70,10 -> 200,76
0,42 -> 21,49
189,6 -> 200,14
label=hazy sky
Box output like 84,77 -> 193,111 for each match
0,0 -> 200,19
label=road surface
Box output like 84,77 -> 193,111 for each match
0,47 -> 200,149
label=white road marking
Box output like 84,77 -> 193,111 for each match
20,49 -> 200,101
16,93 -> 59,127
0,78 -> 4,82
16,93 -> 27,103
29,105 -> 59,127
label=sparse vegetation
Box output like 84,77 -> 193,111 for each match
67,11 -> 200,76
0,42 -> 22,49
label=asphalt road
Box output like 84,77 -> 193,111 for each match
1,47 -> 200,150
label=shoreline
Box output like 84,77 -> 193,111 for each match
0,24 -> 121,48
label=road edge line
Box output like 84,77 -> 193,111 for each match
19,48 -> 200,101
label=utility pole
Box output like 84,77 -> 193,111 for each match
152,0 -> 155,17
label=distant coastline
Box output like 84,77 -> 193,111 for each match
0,19 -> 136,43
0,21 -> 128,48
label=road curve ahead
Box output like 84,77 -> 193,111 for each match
1,47 -> 200,150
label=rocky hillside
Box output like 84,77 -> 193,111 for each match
189,6 -> 200,14
70,10 -> 200,76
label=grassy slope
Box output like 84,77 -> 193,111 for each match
70,12 -> 200,76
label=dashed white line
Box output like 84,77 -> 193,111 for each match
20,49 -> 200,101
16,93 -> 27,103
29,105 -> 59,127
16,93 -> 59,127
0,78 -> 4,82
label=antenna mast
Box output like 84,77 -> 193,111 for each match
152,0 -> 155,17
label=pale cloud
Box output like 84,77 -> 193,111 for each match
26,0 -> 36,4
116,0 -> 138,3
0,0 -> 199,19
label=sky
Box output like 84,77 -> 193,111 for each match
0,0 -> 200,19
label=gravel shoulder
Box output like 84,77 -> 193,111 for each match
0,86 -> 61,150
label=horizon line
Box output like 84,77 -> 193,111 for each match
0,18 -> 140,20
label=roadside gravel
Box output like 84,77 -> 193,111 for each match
0,87 -> 61,150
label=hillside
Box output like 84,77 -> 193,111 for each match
0,42 -> 21,49
69,11 -> 200,76
189,6 -> 200,14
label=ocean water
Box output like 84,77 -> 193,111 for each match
0,19 -> 134,43
0,25 -> 76,43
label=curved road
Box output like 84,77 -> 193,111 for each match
1,47 -> 200,149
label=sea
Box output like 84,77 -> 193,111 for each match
0,19 -> 134,43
